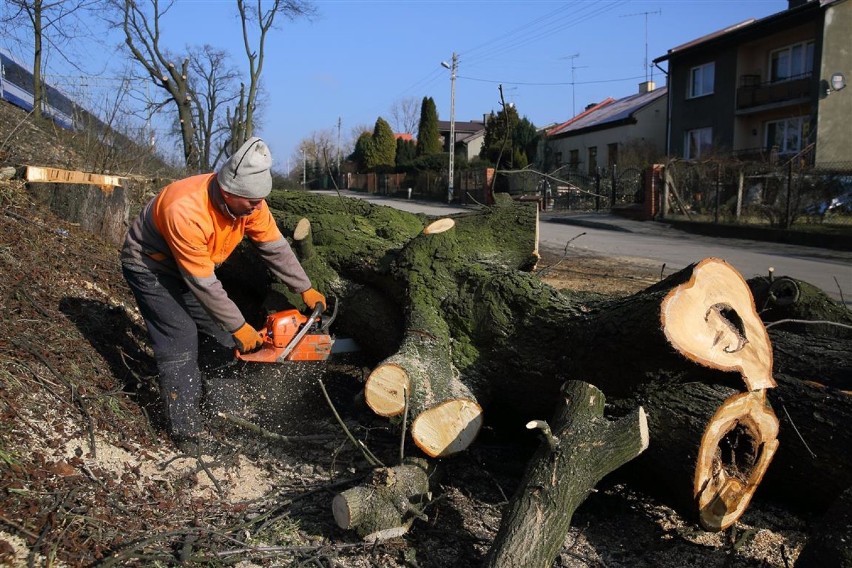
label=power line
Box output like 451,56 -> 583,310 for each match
457,73 -> 647,87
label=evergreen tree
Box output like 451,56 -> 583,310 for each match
351,132 -> 372,173
480,105 -> 537,169
365,117 -> 396,171
514,117 -> 540,166
416,97 -> 441,156
396,138 -> 416,168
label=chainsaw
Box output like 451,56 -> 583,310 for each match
235,297 -> 356,363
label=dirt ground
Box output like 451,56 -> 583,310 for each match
0,176 -> 812,567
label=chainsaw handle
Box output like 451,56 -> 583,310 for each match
309,302 -> 324,319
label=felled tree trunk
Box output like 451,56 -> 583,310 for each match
219,190 -> 849,528
483,381 -> 648,568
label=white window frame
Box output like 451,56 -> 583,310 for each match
688,62 -> 715,98
684,127 -> 713,159
765,116 -> 810,154
769,41 -> 815,83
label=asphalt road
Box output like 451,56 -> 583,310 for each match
314,190 -> 852,304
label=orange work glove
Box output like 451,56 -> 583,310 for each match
232,322 -> 264,353
301,288 -> 326,311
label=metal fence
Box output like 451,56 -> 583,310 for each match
499,166 -> 645,212
341,160 -> 852,230
660,159 -> 852,228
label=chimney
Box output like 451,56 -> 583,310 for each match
788,0 -> 809,8
639,80 -> 656,94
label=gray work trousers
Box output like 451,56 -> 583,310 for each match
122,264 -> 234,440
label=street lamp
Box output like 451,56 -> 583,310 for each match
441,53 -> 458,203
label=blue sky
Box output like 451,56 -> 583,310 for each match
3,0 -> 789,173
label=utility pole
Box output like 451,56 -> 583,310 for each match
336,116 -> 342,174
302,150 -> 306,187
441,52 -> 458,203
621,9 -> 662,82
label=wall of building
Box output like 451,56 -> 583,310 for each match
815,0 -> 852,165
668,47 -> 740,156
545,94 -> 667,173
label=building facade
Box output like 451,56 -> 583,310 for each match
654,0 -> 851,167
543,82 -> 668,175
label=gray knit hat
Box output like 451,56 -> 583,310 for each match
218,137 -> 273,198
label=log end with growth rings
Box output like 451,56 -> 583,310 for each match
293,217 -> 311,241
365,363 -> 410,417
661,258 -> 775,391
423,218 -> 456,235
412,399 -> 483,457
694,389 -> 780,531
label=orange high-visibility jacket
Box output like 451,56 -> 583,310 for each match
121,173 -> 311,332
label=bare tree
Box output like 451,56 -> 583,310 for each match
117,0 -> 198,169
389,96 -> 419,137
1,0 -> 102,122
188,45 -> 240,171
230,0 -> 316,151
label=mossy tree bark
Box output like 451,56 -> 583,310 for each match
219,190 -> 850,531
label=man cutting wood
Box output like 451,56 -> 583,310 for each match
120,137 -> 325,452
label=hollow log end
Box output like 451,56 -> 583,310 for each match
411,399 -> 484,458
293,217 -> 311,241
694,389 -> 781,531
365,363 -> 410,417
661,258 -> 775,391
423,218 -> 455,235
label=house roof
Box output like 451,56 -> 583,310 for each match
546,88 -> 667,138
653,0 -> 836,63
437,120 -> 485,134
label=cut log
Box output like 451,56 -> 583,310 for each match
561,258 -> 775,402
292,217 -> 315,260
483,381 -> 648,568
365,217 -> 485,457
660,258 -> 774,391
694,389 -> 779,531
332,457 -> 434,541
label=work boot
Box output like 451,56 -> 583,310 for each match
172,432 -> 227,457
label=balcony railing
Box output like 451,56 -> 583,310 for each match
736,74 -> 814,110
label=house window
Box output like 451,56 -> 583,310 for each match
554,152 -> 563,167
569,150 -> 579,171
766,116 -> 810,154
588,147 -> 597,175
689,62 -> 715,98
607,143 -> 618,169
770,41 -> 814,82
685,127 -> 713,159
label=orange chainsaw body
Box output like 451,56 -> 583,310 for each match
235,309 -> 333,363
